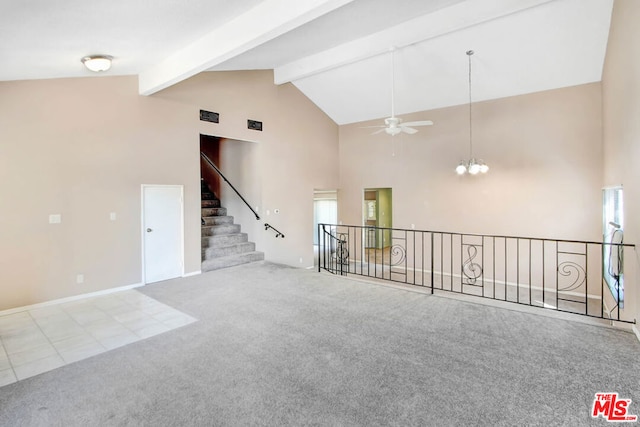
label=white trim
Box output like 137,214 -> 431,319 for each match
346,260 -> 603,300
633,325 -> 640,343
199,131 -> 261,145
141,185 -> 146,284
183,270 -> 201,278
0,282 -> 144,317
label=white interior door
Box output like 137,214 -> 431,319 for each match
142,185 -> 183,284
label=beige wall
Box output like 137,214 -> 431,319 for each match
602,0 -> 640,326
0,71 -> 338,310
339,83 -> 604,242
156,71 -> 339,269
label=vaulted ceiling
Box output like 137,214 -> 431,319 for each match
1,0 -> 613,125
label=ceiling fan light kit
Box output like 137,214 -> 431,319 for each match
367,49 -> 434,136
456,50 -> 489,176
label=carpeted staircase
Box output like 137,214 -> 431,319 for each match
201,181 -> 264,271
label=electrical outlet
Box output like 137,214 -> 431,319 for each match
76,274 -> 84,284
110,212 -> 117,221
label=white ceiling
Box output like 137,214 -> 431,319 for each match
0,0 -> 614,125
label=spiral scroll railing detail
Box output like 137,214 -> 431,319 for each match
389,244 -> 406,266
557,261 -> 586,292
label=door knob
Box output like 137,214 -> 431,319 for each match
146,228 -> 153,232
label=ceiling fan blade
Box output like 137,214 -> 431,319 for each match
401,127 -> 418,135
360,125 -> 386,129
401,120 -> 433,127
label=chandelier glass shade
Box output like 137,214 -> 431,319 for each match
456,159 -> 489,175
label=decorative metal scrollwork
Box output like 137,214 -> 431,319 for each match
336,232 -> 349,265
557,261 -> 586,292
462,244 -> 483,285
389,244 -> 406,266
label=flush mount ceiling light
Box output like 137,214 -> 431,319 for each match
81,55 -> 113,72
456,50 -> 489,176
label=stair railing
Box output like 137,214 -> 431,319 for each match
317,224 -> 347,276
264,223 -> 285,238
200,152 -> 260,220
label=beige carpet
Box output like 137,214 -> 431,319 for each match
0,261 -> 638,426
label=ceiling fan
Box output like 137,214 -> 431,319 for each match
364,49 -> 433,136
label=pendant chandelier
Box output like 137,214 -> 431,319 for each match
456,50 -> 489,175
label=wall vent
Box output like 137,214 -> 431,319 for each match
200,110 -> 219,123
248,119 -> 262,131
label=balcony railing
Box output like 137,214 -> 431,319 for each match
317,224 -> 636,324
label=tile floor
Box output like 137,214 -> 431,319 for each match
0,289 -> 196,387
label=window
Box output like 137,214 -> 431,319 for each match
602,186 -> 624,306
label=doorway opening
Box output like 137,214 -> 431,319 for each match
363,188 -> 392,250
199,134 -> 264,272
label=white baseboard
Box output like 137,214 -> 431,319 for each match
0,282 -> 144,317
183,270 -> 201,278
633,324 -> 640,343
345,260 -> 603,301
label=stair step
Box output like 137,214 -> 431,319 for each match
202,207 -> 227,217
202,224 -> 241,237
202,215 -> 234,226
202,233 -> 249,248
202,242 -> 256,259
201,199 -> 221,208
201,193 -> 217,200
201,251 -> 265,272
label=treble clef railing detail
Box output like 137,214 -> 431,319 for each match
462,244 -> 483,286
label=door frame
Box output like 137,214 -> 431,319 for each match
363,187 -> 392,249
140,184 -> 185,284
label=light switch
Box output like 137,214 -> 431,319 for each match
110,212 -> 117,221
49,214 -> 61,224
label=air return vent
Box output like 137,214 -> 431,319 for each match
248,119 -> 262,131
200,110 -> 219,123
